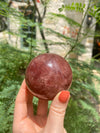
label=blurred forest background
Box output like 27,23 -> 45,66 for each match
0,0 -> 100,133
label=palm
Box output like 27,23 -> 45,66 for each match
17,116 -> 47,133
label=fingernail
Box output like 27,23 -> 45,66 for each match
59,90 -> 70,103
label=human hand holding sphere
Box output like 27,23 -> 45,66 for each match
13,53 -> 72,133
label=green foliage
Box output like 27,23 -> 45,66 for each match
0,42 -> 35,133
66,51 -> 100,133
63,57 -> 100,133
65,99 -> 100,133
59,3 -> 85,13
89,5 -> 100,24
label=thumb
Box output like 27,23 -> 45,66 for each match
44,91 -> 70,133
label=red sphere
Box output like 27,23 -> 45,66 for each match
25,53 -> 72,100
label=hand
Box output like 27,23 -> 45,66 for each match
13,80 -> 70,133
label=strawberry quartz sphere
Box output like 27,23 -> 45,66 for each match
25,53 -> 72,100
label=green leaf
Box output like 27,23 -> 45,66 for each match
50,13 -> 80,27
58,8 -> 63,12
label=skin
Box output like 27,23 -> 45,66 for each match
13,79 -> 70,133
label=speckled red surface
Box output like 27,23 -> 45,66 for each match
25,53 -> 72,100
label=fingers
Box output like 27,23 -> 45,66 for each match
14,79 -> 34,123
44,91 -> 70,133
37,99 -> 48,117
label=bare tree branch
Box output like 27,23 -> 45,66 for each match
33,0 -> 49,53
